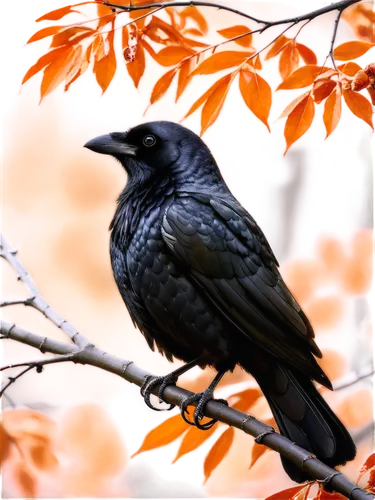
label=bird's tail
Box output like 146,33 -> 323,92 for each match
243,361 -> 356,482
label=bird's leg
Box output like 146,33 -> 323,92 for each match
141,358 -> 201,411
181,371 -> 228,430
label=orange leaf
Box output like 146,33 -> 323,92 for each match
26,26 -> 65,44
65,42 -> 92,91
192,51 -> 253,75
180,6 -> 208,35
176,57 -> 197,101
172,424 -> 217,463
277,65 -> 330,90
146,16 -> 185,45
35,2 -> 94,22
334,41 -> 374,60
150,68 -> 177,104
127,40 -> 145,88
293,485 -> 312,500
249,442 -> 269,467
338,62 -> 362,76
154,46 -> 194,66
22,46 -> 71,85
64,45 -> 84,87
203,427 -> 234,483
183,74 -> 230,119
184,28 -> 204,37
265,485 -> 308,500
296,43 -> 317,65
217,25 -> 252,47
50,26 -> 94,48
343,88 -> 374,129
0,423 -> 10,466
338,389 -> 373,428
358,453 -> 375,482
29,444 -> 59,470
201,72 -> 235,135
239,70 -> 271,131
278,91 -> 310,120
40,47 -> 76,101
132,415 -> 188,457
323,85 -> 342,138
94,27 -> 116,94
284,94 -> 315,153
230,387 -> 262,412
279,40 -> 299,79
312,80 -> 336,103
13,463 -> 37,497
266,35 -> 290,60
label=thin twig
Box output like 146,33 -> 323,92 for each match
329,10 -> 343,71
101,0 -> 361,26
0,234 -> 90,350
0,320 -> 372,499
334,368 -> 374,391
0,366 -> 34,397
0,353 -> 79,372
0,298 -> 32,307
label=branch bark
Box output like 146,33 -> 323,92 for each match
1,233 -> 373,500
102,0 -> 361,26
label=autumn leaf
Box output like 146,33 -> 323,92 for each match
150,68 -> 178,104
358,453 -> 375,482
264,485 -> 309,500
284,94 -> 315,153
277,66 -> 329,90
217,25 -> 253,47
65,43 -> 92,90
180,6 -> 208,35
64,45 -> 84,86
154,46 -> 194,66
201,72 -> 235,135
29,444 -> 59,470
278,91 -> 310,120
183,74 -> 231,120
22,46 -> 71,85
147,16 -> 187,46
203,427 -> 235,483
0,423 -> 10,466
35,2 -> 94,22
338,62 -> 362,76
13,463 -> 37,497
50,26 -> 94,48
239,70 -> 271,131
312,80 -> 336,103
230,387 -> 262,412
343,89 -> 374,129
279,40 -> 299,79
176,57 -> 197,101
293,485 -> 312,500
126,40 -> 145,88
296,43 -> 317,65
172,424 -> 217,463
266,35 -> 290,60
192,51 -> 254,76
132,415 -> 188,457
40,47 -> 77,101
334,41 -> 374,60
323,85 -> 342,138
26,26 -> 65,44
94,26 -> 117,94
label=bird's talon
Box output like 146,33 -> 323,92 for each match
140,373 -> 178,411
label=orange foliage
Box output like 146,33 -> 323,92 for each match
338,389 -> 373,428
1,405 -> 128,497
203,427 -> 235,483
1,403 -> 204,500
22,0 -> 375,150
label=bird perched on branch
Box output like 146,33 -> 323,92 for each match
85,121 -> 356,482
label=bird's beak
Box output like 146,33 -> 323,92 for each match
84,134 -> 137,156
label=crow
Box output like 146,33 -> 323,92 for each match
84,121 -> 356,482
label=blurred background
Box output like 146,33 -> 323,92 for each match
1,0 -> 373,497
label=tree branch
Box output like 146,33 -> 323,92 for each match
0,318 -> 373,499
0,234 -> 90,350
1,232 -> 373,500
333,367 -> 374,391
102,0 -> 361,27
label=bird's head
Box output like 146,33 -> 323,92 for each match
84,121 -> 212,183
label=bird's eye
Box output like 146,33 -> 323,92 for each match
143,135 -> 156,147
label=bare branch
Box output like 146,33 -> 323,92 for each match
102,0 -> 361,27
1,321 -> 372,499
0,366 -> 35,397
334,367 -> 374,391
0,234 -> 90,349
0,298 -> 32,307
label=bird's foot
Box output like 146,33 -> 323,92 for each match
140,373 -> 178,411
181,389 -> 228,430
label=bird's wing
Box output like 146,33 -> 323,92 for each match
162,194 -> 328,385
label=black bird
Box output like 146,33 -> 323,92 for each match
84,121 -> 356,482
